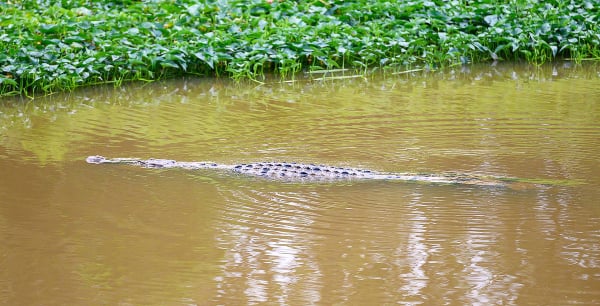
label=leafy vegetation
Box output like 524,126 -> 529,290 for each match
1,0 -> 599,97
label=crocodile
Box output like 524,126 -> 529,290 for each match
86,155 -> 515,187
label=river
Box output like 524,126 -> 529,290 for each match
1,62 -> 599,305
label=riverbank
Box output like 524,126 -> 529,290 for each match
1,0 -> 599,97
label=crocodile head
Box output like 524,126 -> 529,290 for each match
86,155 -> 106,164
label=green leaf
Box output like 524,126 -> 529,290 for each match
125,28 -> 140,35
39,24 -> 60,34
0,76 -> 18,86
186,4 -> 201,16
484,15 -> 498,26
550,45 -> 557,57
160,60 -> 179,69
82,57 -> 95,65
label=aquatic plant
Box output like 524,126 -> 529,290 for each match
1,0 -> 599,97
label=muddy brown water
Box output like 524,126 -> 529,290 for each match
1,63 -> 599,305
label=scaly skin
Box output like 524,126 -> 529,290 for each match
86,155 -> 512,187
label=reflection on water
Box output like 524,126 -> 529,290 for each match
215,187 -> 324,304
1,62 -> 599,305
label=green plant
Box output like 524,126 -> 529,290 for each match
1,0 -> 598,97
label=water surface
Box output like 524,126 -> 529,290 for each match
1,63 -> 599,305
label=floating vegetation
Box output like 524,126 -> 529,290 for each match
392,68 -> 426,75
312,75 -> 367,81
1,0 -> 599,97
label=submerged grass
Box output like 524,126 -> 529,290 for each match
1,0 -> 599,97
